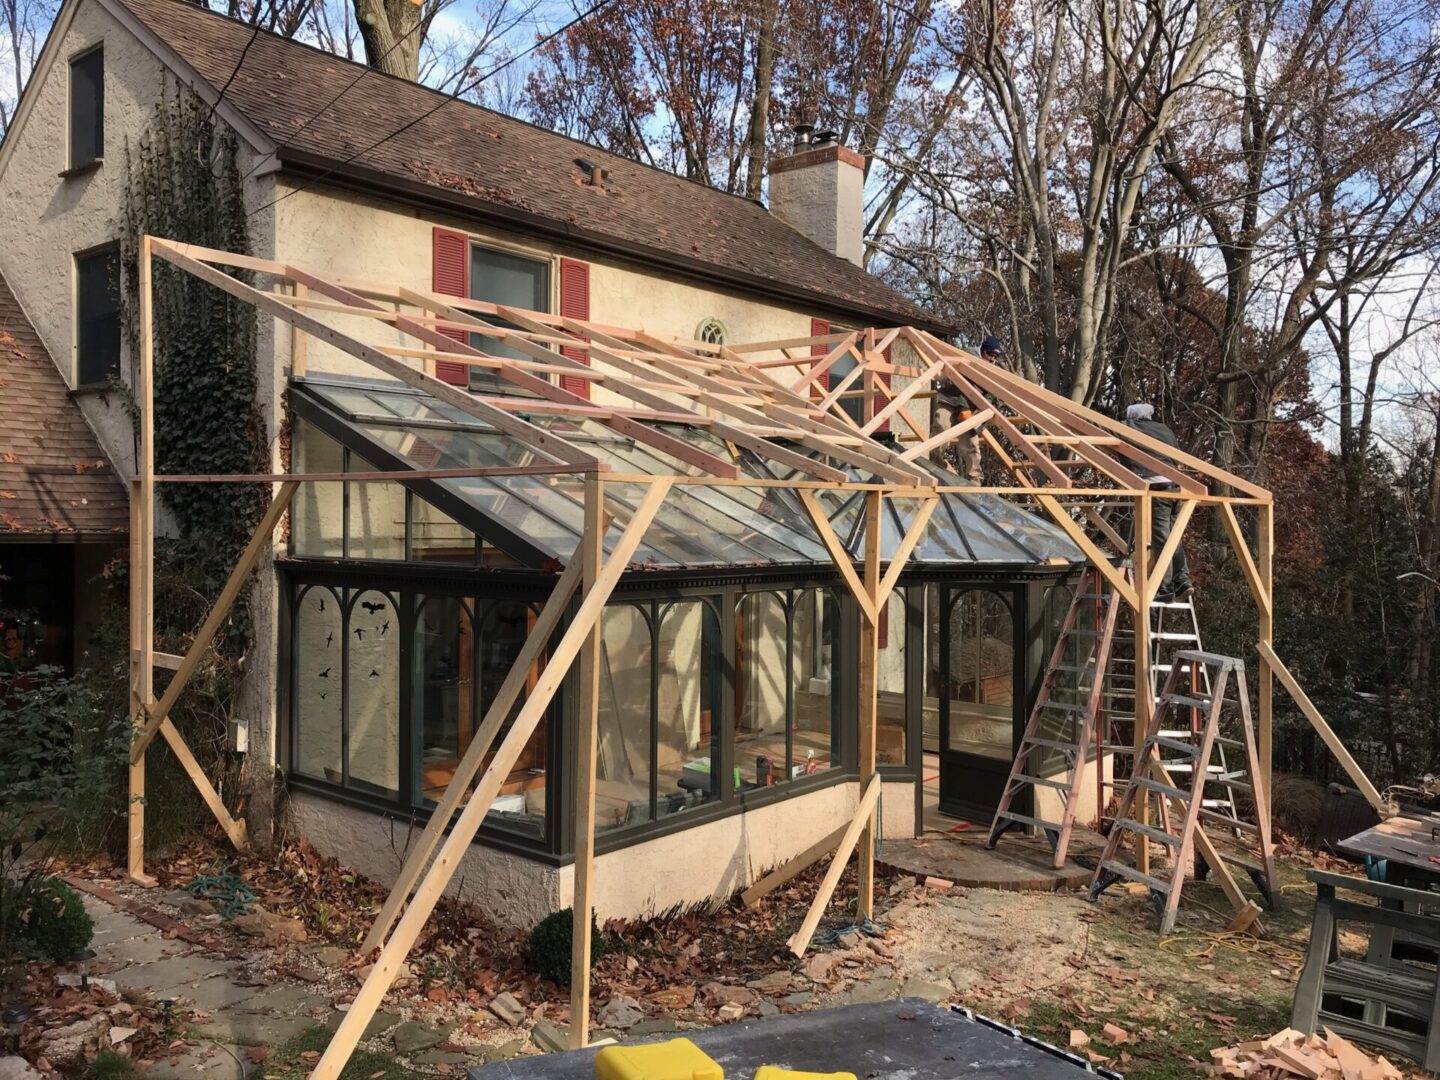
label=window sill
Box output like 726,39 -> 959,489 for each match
58,159 -> 102,179
69,380 -> 120,397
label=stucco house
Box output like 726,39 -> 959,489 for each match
0,0 -> 1086,925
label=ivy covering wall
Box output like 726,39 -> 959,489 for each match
120,83 -> 267,652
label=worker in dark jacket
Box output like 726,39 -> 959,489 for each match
1124,403 -> 1194,602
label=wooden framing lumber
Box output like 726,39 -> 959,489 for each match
127,482 -> 146,884
1035,494 -> 1138,609
309,479 -> 672,1080
476,299 -> 848,483
877,498 -> 939,605
899,409 -> 994,461
1218,503 -> 1272,616
789,334 -> 859,395
1134,493 -> 1153,875
857,491 -> 882,918
787,775 -> 882,957
131,482 -> 299,762
1257,504 -> 1275,791
150,242 -> 597,468
924,332 -> 1263,499
1143,499 -> 1197,607
796,491 -> 878,624
1258,642 -> 1385,811
358,559 -> 584,955
570,476 -> 606,1048
740,826 -> 848,909
156,717 -> 247,848
130,234 -> 157,888
861,360 -> 941,436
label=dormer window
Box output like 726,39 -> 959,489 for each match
68,46 -> 104,172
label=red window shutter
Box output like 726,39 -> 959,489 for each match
558,258 -> 591,399
873,343 -> 893,434
810,317 -> 829,401
431,227 -> 470,386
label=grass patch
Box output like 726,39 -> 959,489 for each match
252,1023 -> 412,1080
73,1051 -> 142,1080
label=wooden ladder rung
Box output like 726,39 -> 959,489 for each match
1010,773 -> 1071,793
1131,776 -> 1190,800
996,810 -> 1065,833
1115,819 -> 1184,847
1198,808 -> 1259,833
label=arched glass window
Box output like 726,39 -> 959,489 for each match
347,589 -> 400,796
413,596 -> 474,805
696,317 -> 727,346
944,590 -> 1014,760
597,604 -> 654,831
293,585 -> 342,783
734,588 -> 841,787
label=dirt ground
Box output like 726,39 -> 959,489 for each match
873,858 -> 1320,1079
14,840 -> 1425,1080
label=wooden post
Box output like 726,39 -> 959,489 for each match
130,235 -> 157,888
1133,492 -> 1152,876
787,775 -> 882,956
131,482 -> 300,761
360,559 -> 583,955
857,489 -> 882,919
308,479 -> 670,1080
1257,501 -> 1274,796
127,480 -> 146,882
569,475 -> 604,1049
291,281 -> 308,378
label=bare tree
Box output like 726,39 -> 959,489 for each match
0,0 -> 54,136
1160,0 -> 1440,482
904,0 -> 1226,401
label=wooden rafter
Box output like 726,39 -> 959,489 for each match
121,235 -> 1378,1076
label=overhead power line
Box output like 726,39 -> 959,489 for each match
246,0 -> 619,221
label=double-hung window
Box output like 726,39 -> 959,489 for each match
467,245 -> 550,392
74,247 -> 120,386
68,47 -> 104,171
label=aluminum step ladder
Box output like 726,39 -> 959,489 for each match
1149,599 -> 1244,821
1087,650 -> 1277,934
987,565 -> 1125,869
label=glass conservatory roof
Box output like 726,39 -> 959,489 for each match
293,377 -> 1085,572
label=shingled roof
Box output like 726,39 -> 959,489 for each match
0,271 -> 126,536
111,0 -> 945,333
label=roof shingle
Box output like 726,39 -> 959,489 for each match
0,270 -> 127,536
114,0 -> 943,331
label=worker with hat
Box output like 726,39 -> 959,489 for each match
1124,402 -> 1194,602
932,337 -> 1001,485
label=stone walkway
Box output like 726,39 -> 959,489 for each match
82,891 -> 331,1078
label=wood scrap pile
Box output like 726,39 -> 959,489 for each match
1208,1028 -> 1405,1079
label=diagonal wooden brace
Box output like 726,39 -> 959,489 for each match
130,481 -> 299,763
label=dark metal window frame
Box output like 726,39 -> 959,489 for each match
73,242 -> 120,388
65,44 -> 104,174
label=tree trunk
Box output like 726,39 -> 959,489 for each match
353,0 -> 423,80
744,0 -> 778,201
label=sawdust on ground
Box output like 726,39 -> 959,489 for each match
881,886 -> 1093,997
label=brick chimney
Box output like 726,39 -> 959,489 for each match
767,126 -> 865,267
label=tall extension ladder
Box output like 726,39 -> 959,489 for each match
986,565 -> 1125,869
1087,650 -> 1277,934
1094,596 -> 1242,830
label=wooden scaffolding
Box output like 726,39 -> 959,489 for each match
124,234 -> 1384,1080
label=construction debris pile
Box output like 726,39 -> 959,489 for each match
1208,1028 -> 1406,1079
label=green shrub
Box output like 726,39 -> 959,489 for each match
18,878 -> 93,962
525,908 -> 603,985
